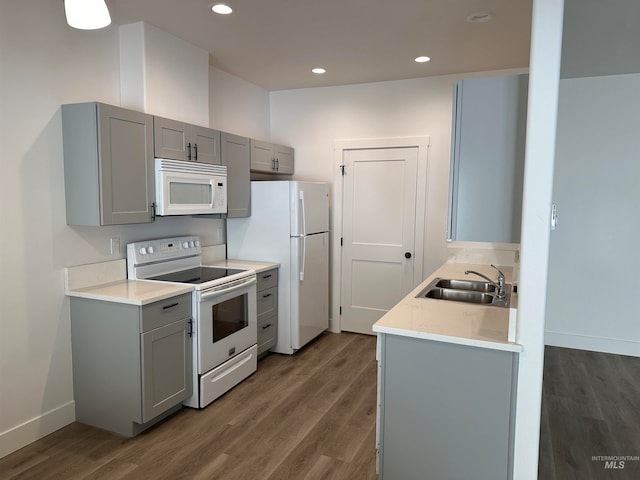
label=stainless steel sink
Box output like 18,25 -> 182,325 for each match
416,277 -> 510,307
435,279 -> 496,293
424,288 -> 494,305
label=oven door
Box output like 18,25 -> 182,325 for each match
197,276 -> 257,374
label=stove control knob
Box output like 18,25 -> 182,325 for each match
139,247 -> 147,255
147,246 -> 155,254
189,241 -> 195,247
182,241 -> 189,249
195,240 -> 200,247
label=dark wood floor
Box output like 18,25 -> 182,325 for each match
2,334 -> 638,479
538,346 -> 640,480
0,332 -> 378,480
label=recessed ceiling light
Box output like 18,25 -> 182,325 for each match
210,3 -> 233,15
312,67 -> 326,74
466,12 -> 493,23
415,56 -> 431,63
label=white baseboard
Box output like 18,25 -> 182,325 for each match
545,331 -> 640,357
0,401 -> 75,459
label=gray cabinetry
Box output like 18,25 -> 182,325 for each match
221,132 -> 251,217
377,334 -> 518,480
70,293 -> 192,436
62,102 -> 155,226
250,139 -> 294,174
256,268 -> 278,356
154,116 -> 221,164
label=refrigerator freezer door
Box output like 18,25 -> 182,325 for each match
290,182 -> 330,236
290,232 -> 329,350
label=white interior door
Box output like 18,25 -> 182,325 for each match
340,147 -> 419,334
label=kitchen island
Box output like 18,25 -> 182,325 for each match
373,262 -> 522,480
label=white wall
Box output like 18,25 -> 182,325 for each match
546,73 -> 640,356
270,69 -> 526,280
0,1 -> 269,458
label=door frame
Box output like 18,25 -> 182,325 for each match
331,137 -> 430,333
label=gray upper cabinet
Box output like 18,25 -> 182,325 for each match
154,116 -> 221,164
62,102 -> 155,226
221,132 -> 251,218
250,139 -> 294,174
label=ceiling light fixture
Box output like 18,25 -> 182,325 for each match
415,56 -> 431,63
64,0 -> 111,30
210,3 -> 234,15
466,12 -> 493,23
311,67 -> 326,74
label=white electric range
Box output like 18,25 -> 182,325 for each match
127,235 -> 257,408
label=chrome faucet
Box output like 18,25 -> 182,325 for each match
465,264 -> 507,299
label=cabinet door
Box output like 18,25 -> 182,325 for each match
192,125 -> 221,164
98,104 -> 154,225
141,317 -> 192,422
153,116 -> 190,161
221,132 -> 251,217
250,139 -> 275,172
274,144 -> 294,174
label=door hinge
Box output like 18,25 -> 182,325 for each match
340,165 -> 345,176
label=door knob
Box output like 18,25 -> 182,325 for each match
405,252 -> 412,259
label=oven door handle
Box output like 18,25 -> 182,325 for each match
199,276 -> 256,301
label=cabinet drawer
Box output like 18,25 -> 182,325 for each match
257,287 -> 277,319
258,316 -> 276,355
257,269 -> 278,291
141,293 -> 192,332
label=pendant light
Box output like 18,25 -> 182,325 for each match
65,0 -> 112,30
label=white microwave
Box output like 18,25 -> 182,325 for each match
155,158 -> 227,216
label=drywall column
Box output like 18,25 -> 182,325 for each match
512,0 -> 564,478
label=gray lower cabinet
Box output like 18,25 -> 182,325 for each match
250,139 -> 294,174
221,132 -> 251,217
154,116 -> 221,164
62,102 -> 155,225
256,268 -> 278,356
377,334 -> 518,480
70,293 -> 192,436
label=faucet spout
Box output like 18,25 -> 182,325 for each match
465,265 -> 507,299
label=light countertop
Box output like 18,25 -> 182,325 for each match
66,279 -> 193,306
373,262 -> 522,352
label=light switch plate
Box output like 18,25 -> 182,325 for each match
110,237 -> 120,255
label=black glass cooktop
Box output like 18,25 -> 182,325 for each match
149,267 -> 246,285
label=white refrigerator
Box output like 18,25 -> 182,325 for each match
227,181 -> 330,354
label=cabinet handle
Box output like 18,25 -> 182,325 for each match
262,293 -> 272,298
262,323 -> 272,329
262,274 -> 272,279
271,158 -> 276,170
275,158 -> 279,171
162,302 -> 179,310
187,142 -> 192,160
188,319 -> 193,338
151,202 -> 157,221
193,143 -> 198,161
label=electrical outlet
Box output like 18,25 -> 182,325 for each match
110,237 -> 120,256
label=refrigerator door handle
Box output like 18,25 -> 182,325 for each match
299,189 -> 306,236
299,236 -> 306,281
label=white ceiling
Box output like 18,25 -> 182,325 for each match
109,0 -> 533,91
108,0 -> 639,92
